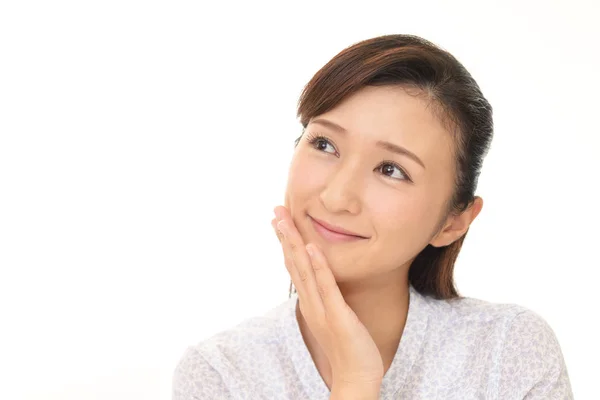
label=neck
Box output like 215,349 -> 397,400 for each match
337,270 -> 410,372
297,267 -> 410,380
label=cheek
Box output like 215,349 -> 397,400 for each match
371,190 -> 442,252
285,153 -> 327,203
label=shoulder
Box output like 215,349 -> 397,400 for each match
423,291 -> 527,327
172,345 -> 230,400
195,297 -> 293,367
497,308 -> 573,398
172,297 -> 295,399
420,293 -> 573,397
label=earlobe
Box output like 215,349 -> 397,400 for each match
428,216 -> 455,248
429,224 -> 455,248
428,196 -> 483,248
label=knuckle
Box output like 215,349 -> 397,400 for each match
298,268 -> 309,282
317,283 -> 328,298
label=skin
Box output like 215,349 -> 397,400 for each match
272,85 -> 483,397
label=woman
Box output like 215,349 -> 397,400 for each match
173,34 -> 573,399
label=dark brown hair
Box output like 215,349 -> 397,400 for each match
289,34 -> 493,300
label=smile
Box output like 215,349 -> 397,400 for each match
309,216 -> 368,243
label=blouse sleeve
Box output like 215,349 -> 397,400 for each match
172,346 -> 232,400
496,309 -> 573,399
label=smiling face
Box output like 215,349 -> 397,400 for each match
285,85 -> 461,284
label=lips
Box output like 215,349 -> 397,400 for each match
310,216 -> 367,238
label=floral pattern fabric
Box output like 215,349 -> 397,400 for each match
173,284 -> 573,399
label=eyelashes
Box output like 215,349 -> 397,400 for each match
305,132 -> 335,153
304,132 -> 412,182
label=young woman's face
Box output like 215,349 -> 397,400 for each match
284,85 -> 459,283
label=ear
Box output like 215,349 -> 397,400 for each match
429,196 -> 484,248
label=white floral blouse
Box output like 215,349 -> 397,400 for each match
173,284 -> 573,399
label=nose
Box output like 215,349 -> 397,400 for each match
319,161 -> 362,215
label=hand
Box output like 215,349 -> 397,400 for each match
271,205 -> 384,391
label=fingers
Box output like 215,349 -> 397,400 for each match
272,207 -> 324,319
305,243 -> 348,319
271,218 -> 295,282
277,219 -> 320,299
271,206 -> 352,332
271,218 -> 282,242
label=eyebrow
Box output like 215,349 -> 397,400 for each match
309,118 -> 426,169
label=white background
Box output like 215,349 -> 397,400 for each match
1,0 -> 598,398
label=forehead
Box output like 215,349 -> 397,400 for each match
308,85 -> 455,169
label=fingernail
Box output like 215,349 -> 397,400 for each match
306,245 -> 314,258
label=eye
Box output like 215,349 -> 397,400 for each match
304,132 -> 412,182
306,133 -> 337,155
377,162 -> 411,181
